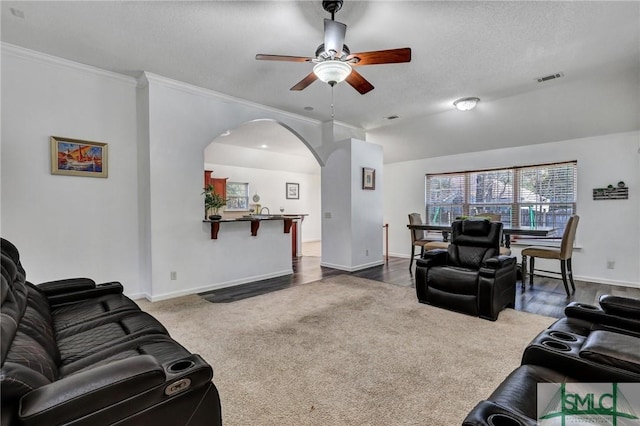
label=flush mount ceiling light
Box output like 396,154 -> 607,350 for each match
453,97 -> 480,111
313,60 -> 352,86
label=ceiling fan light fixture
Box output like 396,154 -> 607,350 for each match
453,97 -> 480,111
313,60 -> 352,86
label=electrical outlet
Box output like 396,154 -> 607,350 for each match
170,271 -> 177,280
606,260 -> 615,270
366,249 -> 369,256
324,212 -> 332,219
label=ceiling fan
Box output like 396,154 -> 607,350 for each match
256,0 -> 411,95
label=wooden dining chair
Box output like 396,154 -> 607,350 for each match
408,213 -> 438,270
521,215 -> 580,297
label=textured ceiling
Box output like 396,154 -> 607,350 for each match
2,1 -> 639,162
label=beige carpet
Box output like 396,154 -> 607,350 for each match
139,275 -> 555,425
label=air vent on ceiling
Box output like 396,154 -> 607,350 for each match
537,72 -> 564,83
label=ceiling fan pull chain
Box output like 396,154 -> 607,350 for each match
331,85 -> 335,119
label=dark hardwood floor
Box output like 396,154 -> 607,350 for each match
200,255 -> 640,319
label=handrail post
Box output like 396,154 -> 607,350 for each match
383,223 -> 389,263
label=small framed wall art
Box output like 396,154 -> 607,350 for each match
362,167 -> 375,190
51,136 -> 108,178
286,182 -> 299,199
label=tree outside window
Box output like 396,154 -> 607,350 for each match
226,182 -> 249,211
426,161 -> 577,235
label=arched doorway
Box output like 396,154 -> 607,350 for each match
203,119 -> 322,257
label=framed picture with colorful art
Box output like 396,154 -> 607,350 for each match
51,136 -> 108,178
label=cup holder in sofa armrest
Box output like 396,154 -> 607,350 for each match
565,300 -> 640,334
162,356 -> 214,398
548,331 -> 578,342
167,359 -> 195,373
564,302 -> 607,325
163,355 -> 213,383
488,413 -> 526,426
541,339 -> 571,352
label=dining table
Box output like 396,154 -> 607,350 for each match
406,223 -> 556,248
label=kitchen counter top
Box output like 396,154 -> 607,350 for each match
203,214 -> 304,223
202,215 -> 304,239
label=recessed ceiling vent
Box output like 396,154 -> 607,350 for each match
536,72 -> 564,83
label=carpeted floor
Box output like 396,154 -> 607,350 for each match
139,275 -> 555,425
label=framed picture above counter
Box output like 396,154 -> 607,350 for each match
286,182 -> 299,199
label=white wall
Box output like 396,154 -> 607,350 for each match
1,46 -> 143,296
368,67 -> 640,164
321,138 -> 384,271
205,140 -> 320,175
1,47 -> 330,301
320,141 -> 352,267
350,139 -> 384,268
203,160 -> 322,242
4,43 -> 638,302
384,131 -> 640,287
143,73 -> 329,299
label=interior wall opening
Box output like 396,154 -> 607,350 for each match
202,119 -> 323,257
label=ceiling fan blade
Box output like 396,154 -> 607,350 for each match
345,69 -> 374,95
290,72 -> 318,91
348,48 -> 412,65
324,19 -> 347,56
256,54 -> 313,63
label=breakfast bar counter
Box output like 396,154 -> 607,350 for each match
203,215 -> 304,239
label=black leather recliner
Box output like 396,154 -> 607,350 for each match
415,219 -> 516,321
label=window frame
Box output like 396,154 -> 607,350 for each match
425,161 -> 577,237
225,181 -> 250,211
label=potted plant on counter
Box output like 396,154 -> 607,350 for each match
202,184 -> 227,220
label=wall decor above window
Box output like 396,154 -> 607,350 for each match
51,136 -> 108,178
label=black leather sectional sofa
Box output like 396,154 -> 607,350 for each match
1,238 -> 222,426
463,295 -> 640,425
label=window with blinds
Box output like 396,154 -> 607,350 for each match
426,161 -> 577,235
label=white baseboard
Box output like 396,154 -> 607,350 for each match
574,275 -> 639,289
126,292 -> 146,301
320,260 -> 385,272
141,269 -> 294,302
390,252 -> 411,259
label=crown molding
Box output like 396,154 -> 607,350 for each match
141,72 -> 325,127
1,43 -> 138,87
1,42 -> 364,132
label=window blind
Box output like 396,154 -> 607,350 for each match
426,161 -> 577,234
